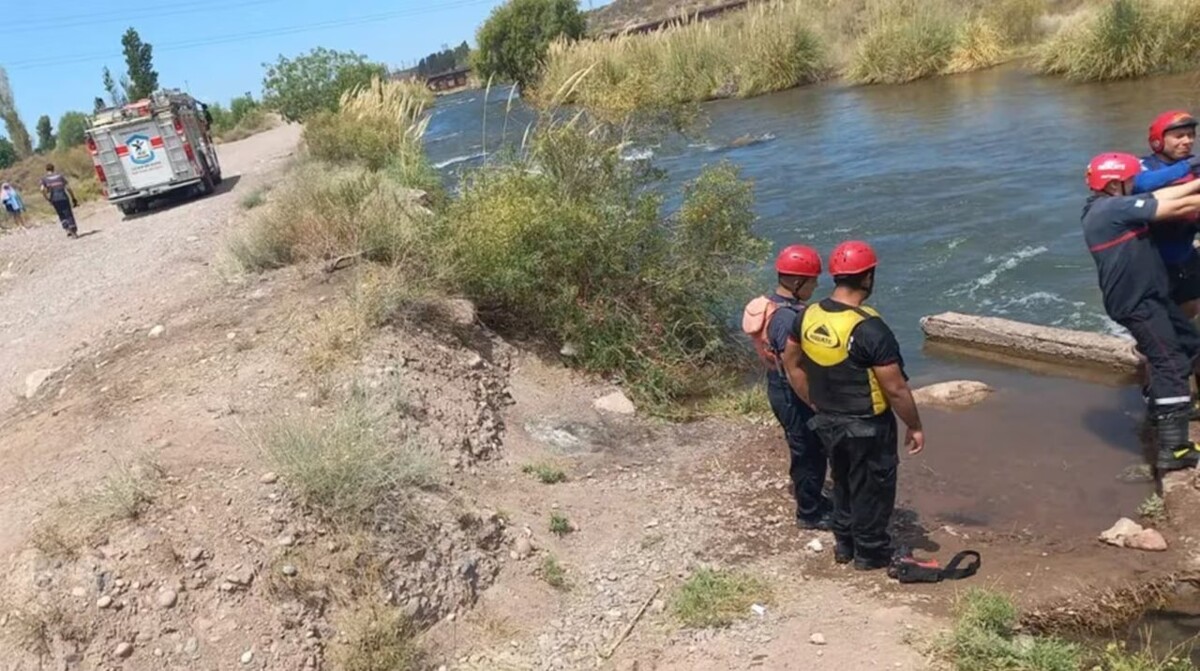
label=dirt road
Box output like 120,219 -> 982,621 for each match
0,124 -> 301,415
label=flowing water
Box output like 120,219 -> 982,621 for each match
423,67 -> 1200,645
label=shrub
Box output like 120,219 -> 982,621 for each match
227,163 -> 435,272
945,18 -> 1006,75
332,603 -> 423,671
442,119 -> 769,410
258,399 -> 435,527
262,47 -> 389,123
303,77 -> 433,182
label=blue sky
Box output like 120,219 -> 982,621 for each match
2,0 -> 611,135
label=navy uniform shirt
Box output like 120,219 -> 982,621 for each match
1081,195 -> 1167,321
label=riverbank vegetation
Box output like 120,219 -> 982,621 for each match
534,0 -> 1044,112
940,589 -> 1193,671
1035,0 -> 1200,81
230,77 -> 769,413
531,0 -> 1200,112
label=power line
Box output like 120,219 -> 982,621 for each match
14,0 -> 290,31
8,0 -> 495,71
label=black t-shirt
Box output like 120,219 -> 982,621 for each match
793,298 -> 907,377
1081,195 -> 1168,321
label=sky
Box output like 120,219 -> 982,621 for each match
1,0 -> 612,134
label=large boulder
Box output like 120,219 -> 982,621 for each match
912,380 -> 993,409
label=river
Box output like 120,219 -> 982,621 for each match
423,65 -> 1200,377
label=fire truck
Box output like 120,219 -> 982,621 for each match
84,90 -> 222,215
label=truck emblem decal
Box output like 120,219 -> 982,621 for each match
125,134 -> 155,165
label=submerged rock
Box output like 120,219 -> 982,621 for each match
912,380 -> 993,409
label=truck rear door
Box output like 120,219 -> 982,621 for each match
112,119 -> 177,191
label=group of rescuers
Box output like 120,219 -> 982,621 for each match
749,109 -> 1200,571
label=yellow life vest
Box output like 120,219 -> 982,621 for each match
799,302 -> 889,416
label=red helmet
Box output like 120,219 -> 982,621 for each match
775,244 -> 822,277
828,240 -> 878,276
1149,110 -> 1197,153
1085,152 -> 1141,191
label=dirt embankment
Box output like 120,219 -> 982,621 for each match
0,123 -> 1197,671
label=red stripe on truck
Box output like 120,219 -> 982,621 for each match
115,145 -> 129,156
150,136 -> 164,148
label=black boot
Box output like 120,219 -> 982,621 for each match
834,537 -> 854,564
1155,408 -> 1200,472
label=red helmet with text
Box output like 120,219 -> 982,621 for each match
1085,152 -> 1141,191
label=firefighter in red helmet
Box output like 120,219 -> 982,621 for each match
781,241 -> 924,570
741,244 -> 832,530
1082,152 -> 1200,472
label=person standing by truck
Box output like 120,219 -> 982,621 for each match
40,164 -> 79,238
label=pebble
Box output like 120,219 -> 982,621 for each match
148,325 -> 165,338
260,472 -> 278,484
189,547 -> 205,562
158,589 -> 178,609
241,650 -> 254,664
810,633 -> 827,646
282,565 -> 298,577
514,537 -> 534,560
115,642 -> 134,658
806,539 -> 825,553
97,596 -> 113,609
184,638 -> 199,654
71,586 -> 87,598
278,534 -> 296,547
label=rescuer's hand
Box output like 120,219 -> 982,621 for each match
905,428 -> 925,455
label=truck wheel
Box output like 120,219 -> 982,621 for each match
118,202 -> 136,216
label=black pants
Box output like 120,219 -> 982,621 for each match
765,372 -> 828,523
810,412 -> 898,560
51,199 -> 76,231
1120,296 -> 1200,413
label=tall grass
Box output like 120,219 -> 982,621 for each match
304,77 -> 435,183
259,399 -> 435,527
846,0 -> 1005,84
535,1 -> 828,120
1035,0 -> 1200,81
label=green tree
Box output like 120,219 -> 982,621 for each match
35,115 -> 55,153
0,137 -> 16,169
102,66 -> 128,106
229,93 -> 259,125
0,67 -> 33,158
262,47 -> 387,123
121,28 -> 159,101
474,0 -> 586,90
56,112 -> 90,150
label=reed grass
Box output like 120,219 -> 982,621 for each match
1035,0 -> 1200,81
534,1 -> 828,120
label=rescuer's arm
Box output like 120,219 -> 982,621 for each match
1133,161 -> 1193,193
873,363 -> 924,455
1151,174 -> 1200,203
781,338 -> 812,408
